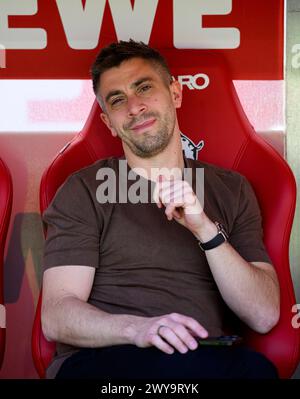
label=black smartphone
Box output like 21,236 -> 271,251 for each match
197,335 -> 243,346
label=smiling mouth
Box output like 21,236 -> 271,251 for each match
131,119 -> 156,133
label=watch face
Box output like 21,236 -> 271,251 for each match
215,222 -> 228,239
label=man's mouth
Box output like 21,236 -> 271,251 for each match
131,118 -> 156,133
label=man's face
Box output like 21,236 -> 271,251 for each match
98,57 -> 182,158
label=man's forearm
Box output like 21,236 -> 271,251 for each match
42,296 -> 140,347
192,216 -> 279,334
205,241 -> 280,333
42,296 -> 210,354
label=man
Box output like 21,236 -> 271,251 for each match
42,40 -> 279,379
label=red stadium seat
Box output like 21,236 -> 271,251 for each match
0,158 -> 13,369
32,50 -> 300,378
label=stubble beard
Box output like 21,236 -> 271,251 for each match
119,110 -> 176,158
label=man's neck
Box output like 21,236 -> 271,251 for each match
124,133 -> 184,182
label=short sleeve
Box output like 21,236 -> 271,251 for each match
43,174 -> 101,270
229,176 -> 271,264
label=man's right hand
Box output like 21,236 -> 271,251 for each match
129,313 -> 208,355
43,267 -> 208,351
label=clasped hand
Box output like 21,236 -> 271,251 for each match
153,175 -> 206,237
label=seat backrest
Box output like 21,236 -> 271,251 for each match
32,50 -> 300,378
0,158 -> 13,369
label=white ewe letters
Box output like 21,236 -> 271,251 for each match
109,0 -> 158,43
173,0 -> 240,49
56,0 -> 106,49
0,0 -> 46,49
292,44 -> 300,69
0,44 -> 6,68
0,0 -> 242,50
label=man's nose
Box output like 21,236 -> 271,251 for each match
127,95 -> 146,117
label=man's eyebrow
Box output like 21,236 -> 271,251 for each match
131,77 -> 153,88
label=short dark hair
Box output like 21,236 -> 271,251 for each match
91,40 -> 172,96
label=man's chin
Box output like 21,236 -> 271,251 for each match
121,131 -> 172,158
132,143 -> 170,158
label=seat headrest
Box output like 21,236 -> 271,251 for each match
82,50 -> 252,169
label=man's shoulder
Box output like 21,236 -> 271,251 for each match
72,156 -> 122,179
53,156 -> 122,200
189,158 -> 246,185
62,156 -> 122,188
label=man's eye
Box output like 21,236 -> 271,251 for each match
111,98 -> 124,107
138,84 -> 151,93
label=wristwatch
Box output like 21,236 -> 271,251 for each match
198,222 -> 228,251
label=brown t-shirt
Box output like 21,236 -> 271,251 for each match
43,156 -> 271,377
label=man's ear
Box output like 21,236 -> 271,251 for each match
100,113 -> 118,137
170,80 -> 182,109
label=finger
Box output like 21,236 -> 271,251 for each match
172,208 -> 182,219
158,176 -> 173,205
164,190 -> 187,219
170,193 -> 196,211
159,180 -> 185,195
153,175 -> 163,208
162,180 -> 193,199
165,203 -> 183,220
169,313 -> 208,338
158,175 -> 174,207
168,175 -> 175,204
159,188 -> 183,208
159,183 -> 193,207
158,325 -> 189,354
171,188 -> 196,206
150,333 -> 175,355
172,192 -> 201,216
170,324 -> 199,351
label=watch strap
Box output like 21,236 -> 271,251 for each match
198,222 -> 228,251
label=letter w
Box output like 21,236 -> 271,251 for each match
56,0 -> 106,49
109,0 -> 158,43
